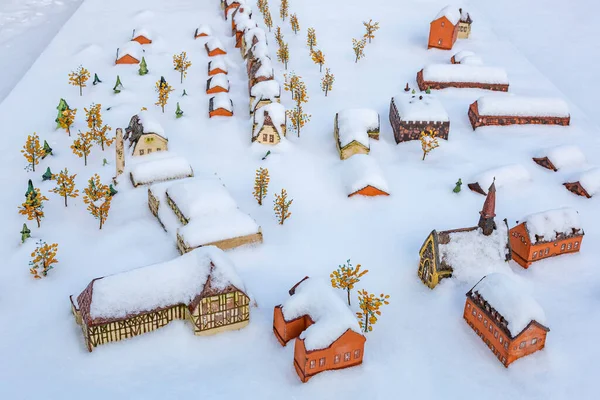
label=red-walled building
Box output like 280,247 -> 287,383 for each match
428,6 -> 460,50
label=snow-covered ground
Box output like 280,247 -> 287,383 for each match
0,0 -> 599,399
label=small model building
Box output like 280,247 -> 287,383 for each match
248,57 -> 274,93
234,18 -> 257,48
132,28 -> 152,45
463,273 -> 549,367
206,75 -> 230,94
70,246 -> 250,352
334,109 -> 380,160
428,6 -> 460,50
205,38 -> 227,57
242,28 -> 267,58
533,145 -> 586,172
194,24 -> 212,39
467,164 -> 530,195
252,103 -> 286,144
223,0 -> 245,19
208,57 -> 228,76
115,41 -> 142,64
124,112 -> 168,156
509,208 -> 583,268
342,154 -> 390,197
250,80 -> 281,114
418,181 -> 511,289
458,8 -> 473,39
450,50 -> 482,65
389,91 -> 449,143
209,93 -> 234,118
229,4 -> 252,32
417,64 -> 509,92
272,277 -> 366,383
468,96 -> 571,130
246,42 -> 269,76
563,168 -> 600,198
129,154 -> 194,187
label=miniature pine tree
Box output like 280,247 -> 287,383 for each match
453,178 -> 462,193
93,73 -> 102,85
19,187 -> 48,228
21,133 -> 44,172
356,290 -> 390,333
55,99 -> 70,128
155,76 -> 174,113
290,13 -> 300,34
25,179 -> 35,199
103,158 -> 108,166
274,26 -> 284,47
273,188 -> 293,225
311,49 -> 325,72
58,108 -> 77,136
176,102 -> 184,118
138,57 -> 149,76
279,0 -> 289,21
173,51 -> 192,84
42,167 -> 54,181
71,130 -> 93,166
262,150 -> 271,160
85,104 -> 113,151
420,129 -> 440,161
51,168 -> 79,207
277,41 -> 290,69
363,19 -> 380,43
426,86 -> 431,94
263,6 -> 273,32
253,167 -> 270,206
306,27 -> 317,50
21,223 -> 31,243
412,89 -> 416,94
287,105 -> 311,138
283,72 -> 300,100
68,65 -> 90,96
352,38 -> 367,63
83,174 -> 112,230
182,89 -> 188,96
109,184 -> 118,196
113,75 -> 124,93
29,240 -> 58,279
330,260 -> 368,306
41,140 -> 53,159
321,68 -> 335,96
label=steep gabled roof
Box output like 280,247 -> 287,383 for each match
434,5 -> 461,26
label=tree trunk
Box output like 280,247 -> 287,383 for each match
180,71 -> 184,84
36,215 -> 40,228
99,216 -> 103,230
364,314 -> 369,333
100,139 -> 104,151
325,86 -> 328,97
84,152 -> 87,166
297,120 -> 300,137
319,63 -> 323,72
162,105 -> 165,113
64,194 -> 68,207
422,152 -> 426,161
79,85 -> 82,96
32,154 -> 36,172
67,126 -> 71,136
347,288 -> 351,305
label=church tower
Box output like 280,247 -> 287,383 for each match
478,180 -> 497,236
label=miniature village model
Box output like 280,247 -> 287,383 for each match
242,27 -> 266,57
132,28 -> 152,45
234,18 -> 257,48
208,57 -> 228,76
334,109 -> 380,160
250,80 -> 280,114
342,154 -> 390,197
124,112 -> 168,156
206,75 -> 230,94
458,8 -> 473,39
273,277 -> 366,383
389,91 -> 449,143
563,167 -> 600,198
70,247 -> 250,352
451,50 -> 482,65
209,93 -> 234,118
533,145 -> 586,172
205,38 -> 227,57
129,154 -> 194,187
467,164 -> 531,195
252,102 -> 286,144
417,64 -> 509,92
464,273 -> 549,367
194,24 -> 212,39
509,208 -> 583,268
428,6 -> 461,50
115,41 -> 142,64
248,57 -> 274,93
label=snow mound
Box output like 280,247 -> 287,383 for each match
477,95 -> 570,117
453,50 -> 475,63
166,178 -> 238,220
133,28 -> 152,40
118,41 -> 142,60
342,154 -> 389,196
474,164 -> 531,190
435,5 -> 461,25
422,64 -> 508,84
208,74 -> 229,90
578,168 -> 600,196
130,154 -> 193,186
137,111 -> 165,137
209,57 -> 228,73
206,38 -> 224,52
460,55 -> 484,66
524,208 -> 582,242
393,92 -> 449,122
244,27 -> 266,46
178,210 -> 260,247
542,145 -> 586,169
337,109 -> 379,148
211,93 -> 233,111
196,24 -> 212,37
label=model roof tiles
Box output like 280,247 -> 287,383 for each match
434,5 -> 461,25
393,93 -> 449,122
476,95 -> 570,117
422,64 -> 508,84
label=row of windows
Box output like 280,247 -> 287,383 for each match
532,241 -> 579,259
139,148 -> 163,155
308,350 -> 361,369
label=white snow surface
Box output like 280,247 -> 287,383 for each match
460,55 -> 484,66
250,80 -> 280,109
253,102 -> 286,137
209,57 -> 228,73
422,64 -> 509,84
453,50 -> 475,63
472,273 -> 547,337
281,277 -> 362,351
235,18 -> 257,34
541,145 -> 586,169
578,167 -> 600,196
255,57 -> 274,78
474,164 -> 531,191
88,246 -> 244,320
477,95 -> 570,117
178,209 -> 260,247
211,93 -> 233,111
206,37 -> 224,52
247,40 -> 269,58
393,92 -> 449,122
166,178 -> 238,220
208,74 -> 229,90
129,154 -> 193,186
118,40 -> 142,60
434,5 -> 461,25
524,207 -> 582,242
137,110 -> 166,137
342,154 -> 389,196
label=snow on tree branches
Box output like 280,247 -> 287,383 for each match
420,129 -> 440,161
321,68 -> 335,96
277,41 -> 290,69
330,259 -> 368,306
71,130 -> 94,166
253,167 -> 270,206
29,240 -> 58,279
51,168 -> 79,207
290,13 -> 300,34
311,49 -> 325,72
274,188 -> 293,225
356,290 -> 390,333
19,186 -> 48,228
306,27 -> 317,50
280,0 -> 289,21
85,104 -> 113,151
363,19 -> 380,43
83,174 -> 112,230
68,65 -> 90,96
173,51 -> 192,84
155,76 -> 174,113
352,38 -> 367,63
58,108 -> 77,136
21,133 -> 45,172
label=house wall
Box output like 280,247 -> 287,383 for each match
166,193 -> 189,225
207,47 -> 227,57
147,189 -> 160,218
506,324 -> 548,366
189,291 -> 250,335
340,142 -> 369,160
389,98 -> 450,143
457,22 -> 471,39
250,96 -> 280,115
224,3 -> 241,19
510,223 -> 583,268
428,17 -> 458,50
418,232 -> 443,288
468,102 -> 571,130
207,85 -> 229,94
133,134 -> 168,156
463,298 -> 511,366
209,108 -> 234,118
417,70 -> 509,92
177,231 -> 263,254
253,124 -> 283,144
348,185 -> 389,197
209,67 -> 227,76
272,306 -> 312,346
116,54 -> 139,65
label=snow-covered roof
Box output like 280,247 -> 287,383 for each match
434,5 -> 461,25
460,8 -> 472,23
460,55 -> 484,66
422,64 -> 509,84
476,95 -> 570,117
236,18 -> 257,33
166,178 -> 238,220
281,278 -> 362,351
253,102 -> 286,138
138,111 -> 166,138
255,57 -> 274,78
471,273 -> 547,337
82,247 -> 245,323
250,80 -> 280,100
541,145 -> 586,169
578,167 -> 600,196
244,27 -> 266,46
196,24 -> 212,36
118,41 -> 142,60
178,210 -> 260,247
453,50 -> 475,62
248,41 -> 269,58
208,74 -> 229,90
211,93 -> 233,112
206,38 -> 225,52
130,154 -> 193,186
342,154 -> 389,196
474,164 -> 531,191
133,28 -> 152,40
524,208 -> 582,242
225,0 -> 245,6
336,109 -> 379,149
393,93 -> 449,122
209,57 -> 228,73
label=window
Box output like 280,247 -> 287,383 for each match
211,300 -> 219,312
334,355 -> 340,364
545,248 -> 549,255
438,39 -> 442,45
269,135 -> 274,143
263,134 -> 268,141
504,342 -> 509,349
519,341 -> 526,349
484,320 -> 488,327
502,357 -> 506,364
575,241 -> 579,248
226,297 -> 234,309
156,148 -> 162,151
467,303 -> 471,309
532,251 -> 537,259
147,148 -> 152,154
441,22 -> 445,27
489,325 -> 493,333
472,309 -> 476,316
499,336 -> 503,344
215,312 -> 223,324
344,352 -> 351,362
140,149 -> 145,155
319,357 -> 326,367
561,244 -> 566,251
478,313 -> 482,321
531,338 -> 538,345
567,243 -> 572,250
310,360 -> 316,369
354,350 -> 361,359
494,331 -> 498,339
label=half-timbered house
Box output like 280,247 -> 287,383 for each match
248,56 -> 274,93
242,27 -> 266,58
252,103 -> 286,144
124,111 -> 168,156
249,79 -> 280,114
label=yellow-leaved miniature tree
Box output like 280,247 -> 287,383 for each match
330,260 -> 368,305
290,13 -> 300,34
420,129 -> 440,161
363,19 -> 380,43
253,167 -> 270,206
85,104 -> 113,151
51,168 -> 79,207
68,65 -> 90,96
173,51 -> 192,84
277,40 -> 290,69
19,188 -> 48,228
286,77 -> 310,137
58,108 -> 77,136
29,240 -> 59,279
21,133 -> 44,172
273,188 -> 293,225
352,38 -> 367,63
257,0 -> 267,14
356,290 -> 390,333
83,174 -> 112,230
321,68 -> 335,96
284,72 -> 300,100
306,27 -> 317,50
71,131 -> 94,166
280,0 -> 289,21
274,26 -> 284,47
263,6 -> 273,32
155,76 -> 174,113
311,49 -> 325,72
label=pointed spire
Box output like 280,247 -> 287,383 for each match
480,179 -> 496,219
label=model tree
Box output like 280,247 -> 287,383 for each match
51,168 -> 79,207
253,167 -> 270,205
139,57 -> 149,76
274,26 -> 284,47
83,174 -> 112,230
263,6 -> 273,31
29,240 -> 59,279
453,178 -> 462,193
173,51 -> 192,84
279,0 -> 289,21
311,49 -> 325,72
58,107 -> 77,136
176,102 -> 184,118
93,73 -> 102,85
55,99 -> 70,128
290,13 -> 300,34
425,86 -> 431,94
420,129 -> 439,160
19,186 -> 48,228
21,133 -> 44,172
363,19 -> 380,43
21,223 -> 31,243
352,38 -> 367,63
277,41 -> 290,69
284,72 -> 300,100
42,167 -> 54,181
41,140 -> 53,159
68,65 -> 90,96
155,76 -> 174,113
257,0 -> 267,13
306,27 -> 317,50
85,104 -> 113,151
286,77 -> 310,137
321,68 -> 335,96
330,259 -> 368,306
273,188 -> 292,225
356,290 -> 390,333
71,131 -> 94,166
113,75 -> 124,93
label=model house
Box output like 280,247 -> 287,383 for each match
248,57 -> 274,93
242,27 -> 266,58
131,28 -> 152,44
124,112 -> 168,156
205,38 -> 227,57
229,3 -> 251,30
450,50 -> 482,65
209,93 -> 233,118
563,168 -> 600,198
468,96 -> 570,129
70,246 -> 250,352
129,154 -> 193,187
234,18 -> 257,48
223,0 -> 245,19
334,109 -> 380,160
464,273 -> 549,367
417,64 -> 509,92
208,57 -> 228,76
533,145 -> 586,172
467,164 -> 531,195
194,25 -> 212,39
428,6 -> 460,50
246,42 -> 269,76
418,181 -> 511,289
252,103 -> 286,144
249,79 -> 280,114
115,41 -> 142,64
206,75 -> 230,94
389,91 -> 449,143
272,277 -> 366,383
342,154 -> 390,197
458,8 -> 473,39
